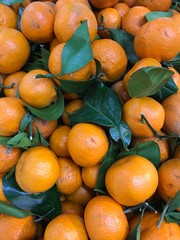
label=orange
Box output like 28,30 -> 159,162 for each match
89,0 -> 119,9
105,155 -> 159,206
122,57 -> 161,92
157,158 -> 180,203
55,0 -> 91,12
0,28 -> 30,74
97,7 -> 121,38
67,123 -> 109,167
3,71 -> 26,97
65,184 -> 95,207
129,211 -> 180,239
63,92 -> 80,100
29,117 -> 58,139
61,99 -> 84,126
49,37 -> 61,52
81,163 -> 100,189
113,3 -> 130,18
49,125 -> 70,157
122,96 -> 165,138
0,214 -> 36,240
168,66 -> 180,92
91,39 -> 128,82
134,17 -> 180,62
20,1 -> 55,43
121,6 -> 150,36
162,93 -> 180,135
0,144 -> 22,175
173,144 -> 180,158
0,4 -> 17,30
84,195 -> 129,240
56,157 -> 82,194
122,0 -> 136,7
61,200 -> 84,217
0,97 -> 26,137
48,43 -> 91,82
54,2 -> 98,43
172,14 -> 180,29
0,176 -> 8,202
111,80 -> 131,103
44,213 -> 88,240
134,0 -> 172,11
15,146 -> 60,193
18,69 -> 57,108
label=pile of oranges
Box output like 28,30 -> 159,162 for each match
0,0 -> 180,239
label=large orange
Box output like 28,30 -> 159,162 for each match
67,123 -> 109,167
20,1 -> 55,43
84,195 -> 129,240
88,0 -> 119,9
44,213 -> 88,240
15,146 -> 60,193
0,28 -> 30,74
0,4 -> 17,30
134,17 -> 180,62
134,0 -> 172,11
105,155 -> 159,206
55,0 -> 91,12
0,97 -> 26,137
122,96 -> 165,138
54,2 -> 98,43
91,39 -> 128,82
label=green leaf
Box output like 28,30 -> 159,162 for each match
6,132 -> 31,149
145,11 -> 172,21
0,136 -> 11,146
31,127 -> 49,147
127,221 -> 141,240
110,29 -> 139,66
20,113 -> 35,132
128,67 -> 174,98
0,201 -> 31,218
117,141 -> 161,168
25,89 -> 64,120
167,212 -> 180,220
0,0 -> 23,5
94,139 -> 120,194
165,215 -> 180,224
2,173 -> 61,221
168,191 -> 180,212
60,20 -> 93,76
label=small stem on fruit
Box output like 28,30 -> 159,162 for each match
144,202 -> 158,214
157,199 -> 171,229
0,83 -> 15,89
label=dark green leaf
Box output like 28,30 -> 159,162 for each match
167,211 -> 180,220
128,67 -> 174,98
41,47 -> 50,71
127,221 -> 141,240
25,89 -> 64,120
168,191 -> 180,212
0,201 -> 31,218
165,215 -> 180,224
0,0 -> 23,5
20,113 -> 35,132
31,127 -> 49,147
60,21 -> 93,76
0,136 -> 11,146
110,29 -> 139,66
164,53 -> 180,68
6,132 -> 31,149
145,11 -> 172,21
2,173 -> 61,221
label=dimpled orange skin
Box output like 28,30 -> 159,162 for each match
67,123 -> 109,167
15,146 -> 60,193
84,195 -> 129,240
55,0 -> 91,12
134,0 -> 172,11
0,4 -> 18,30
0,97 -> 26,137
105,155 -> 159,206
122,97 -> 165,138
89,0 -> 119,9
44,213 -> 88,240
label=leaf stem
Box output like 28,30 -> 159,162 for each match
157,199 -> 172,228
0,83 -> 15,89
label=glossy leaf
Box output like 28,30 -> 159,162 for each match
167,191 -> 180,213
20,113 -> 35,132
145,11 -> 172,21
6,132 -> 31,149
128,67 -> 174,98
60,20 -> 93,76
0,201 -> 31,218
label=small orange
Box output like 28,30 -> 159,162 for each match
91,39 -> 128,82
134,0 -> 172,11
49,37 -> 61,52
54,2 -> 98,43
168,66 -> 180,92
81,163 -> 100,189
105,155 -> 159,206
162,93 -> 180,135
0,144 -> 22,175
61,200 -> 84,217
0,214 -> 37,240
84,195 -> 129,240
0,28 -> 30,74
0,4 -> 18,30
49,125 -> 70,157
0,97 -> 26,137
48,43 -> 91,82
56,157 -> 82,195
0,176 -> 8,202
97,7 -> 121,38
61,99 -> 84,126
157,158 -> 180,203
15,146 -> 60,193
44,213 -> 88,240
20,1 -> 55,43
134,17 -> 180,62
3,71 -> 26,97
111,80 -> 131,103
55,0 -> 91,12
18,69 -> 57,108
121,6 -> 150,36
113,2 -> 130,18
67,123 -> 109,167
63,92 -> 80,101
88,0 -> 119,9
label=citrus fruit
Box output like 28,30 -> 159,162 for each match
61,200 -> 84,217
88,0 -> 119,9
135,0 -> 172,11
0,4 -> 18,30
81,163 -> 100,189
